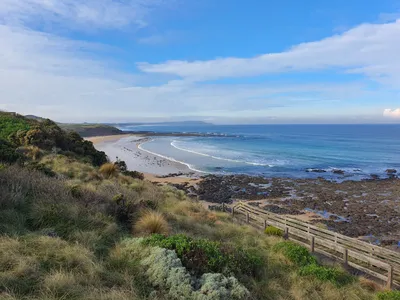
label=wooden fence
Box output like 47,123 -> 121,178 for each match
229,202 -> 400,288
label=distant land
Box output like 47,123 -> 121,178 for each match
19,114 -> 213,137
108,121 -> 212,127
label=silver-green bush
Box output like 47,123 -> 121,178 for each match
117,238 -> 250,300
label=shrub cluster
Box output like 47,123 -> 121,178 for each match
115,238 -> 250,300
264,226 -> 283,237
273,241 -> 317,267
273,241 -> 354,286
299,264 -> 354,287
1,112 -> 108,166
142,234 -> 263,278
0,138 -> 21,163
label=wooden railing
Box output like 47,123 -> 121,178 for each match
228,202 -> 400,288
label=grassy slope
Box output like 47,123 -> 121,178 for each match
0,113 -> 391,300
0,154 -> 385,300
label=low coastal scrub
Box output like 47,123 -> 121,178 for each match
142,234 -> 264,278
274,241 -> 353,287
299,264 -> 354,287
273,241 -> 317,266
114,238 -> 250,300
264,226 -> 283,237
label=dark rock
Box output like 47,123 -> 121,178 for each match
332,169 -> 345,175
370,174 -> 380,180
386,169 -> 397,175
306,169 -> 327,173
261,205 -> 301,215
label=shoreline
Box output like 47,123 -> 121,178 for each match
87,134 -> 400,248
86,134 -> 203,183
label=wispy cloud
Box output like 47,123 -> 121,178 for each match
383,108 -> 400,118
138,19 -> 400,86
0,0 -> 171,30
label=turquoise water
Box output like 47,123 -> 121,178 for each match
121,124 -> 400,179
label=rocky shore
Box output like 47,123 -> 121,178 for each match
172,173 -> 400,249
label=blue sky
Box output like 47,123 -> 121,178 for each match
0,0 -> 400,123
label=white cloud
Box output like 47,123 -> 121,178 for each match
138,19 -> 400,85
0,0 -> 170,29
383,108 -> 400,118
0,0 -> 399,123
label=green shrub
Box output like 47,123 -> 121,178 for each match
116,238 -> 250,300
0,139 -> 21,163
299,264 -> 354,286
0,112 -> 31,141
273,241 -> 317,266
196,273 -> 250,300
142,234 -> 263,278
123,170 -> 145,180
377,291 -> 400,300
264,226 -> 283,237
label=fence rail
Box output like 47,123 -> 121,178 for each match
228,202 -> 400,288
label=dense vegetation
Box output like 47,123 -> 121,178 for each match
0,112 -> 398,299
0,112 -> 31,140
0,112 -> 107,166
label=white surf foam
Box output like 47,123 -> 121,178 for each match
170,140 -> 275,167
138,140 -> 208,174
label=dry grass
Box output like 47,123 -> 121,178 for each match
359,277 -> 384,292
134,211 -> 170,235
99,163 -> 119,179
42,271 -> 80,298
41,155 -> 96,181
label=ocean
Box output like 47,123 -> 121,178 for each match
119,124 -> 400,180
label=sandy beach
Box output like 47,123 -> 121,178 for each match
87,134 -> 201,183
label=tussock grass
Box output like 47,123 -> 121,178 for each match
134,211 -> 169,235
41,155 -> 97,181
99,163 -> 118,179
42,271 -> 81,299
359,277 -> 384,292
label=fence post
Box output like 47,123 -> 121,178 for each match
232,207 -> 235,216
310,236 -> 315,253
284,227 -> 289,240
264,219 -> 268,230
222,203 -> 225,212
246,212 -> 250,223
343,248 -> 348,266
387,265 -> 393,290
